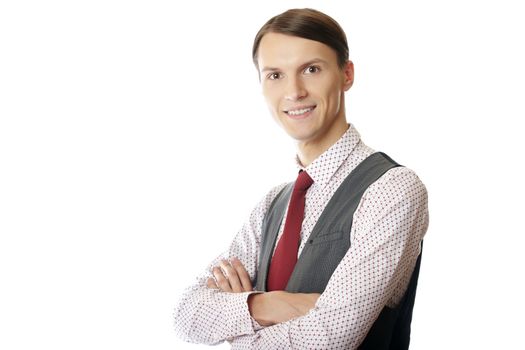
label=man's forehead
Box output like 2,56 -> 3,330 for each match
260,58 -> 329,73
257,33 -> 336,70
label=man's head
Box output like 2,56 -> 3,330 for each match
252,8 -> 349,70
252,9 -> 354,149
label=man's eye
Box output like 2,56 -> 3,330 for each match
268,72 -> 281,80
304,65 -> 320,74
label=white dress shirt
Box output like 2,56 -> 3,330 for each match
173,123 -> 429,349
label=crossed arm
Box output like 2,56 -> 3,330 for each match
173,169 -> 429,348
206,257 -> 320,327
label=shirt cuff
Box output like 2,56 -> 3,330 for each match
251,316 -> 265,331
226,290 -> 262,337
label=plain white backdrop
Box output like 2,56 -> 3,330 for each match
1,1 -> 524,349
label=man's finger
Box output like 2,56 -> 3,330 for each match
220,260 -> 243,293
212,266 -> 232,292
231,257 -> 253,291
206,277 -> 219,289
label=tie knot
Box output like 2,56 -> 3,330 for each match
295,170 -> 314,192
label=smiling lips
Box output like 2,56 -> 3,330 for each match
284,105 -> 317,119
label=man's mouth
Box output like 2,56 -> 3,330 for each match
284,105 -> 317,117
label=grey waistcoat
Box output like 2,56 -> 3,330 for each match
254,152 -> 422,349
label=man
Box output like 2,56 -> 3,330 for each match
174,8 -> 428,349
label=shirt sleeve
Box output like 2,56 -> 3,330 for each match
173,183 -> 288,345
229,167 -> 429,350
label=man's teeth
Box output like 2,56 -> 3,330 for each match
287,107 -> 314,116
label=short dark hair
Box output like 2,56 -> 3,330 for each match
252,8 -> 349,69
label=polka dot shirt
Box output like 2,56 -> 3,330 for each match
173,123 -> 429,349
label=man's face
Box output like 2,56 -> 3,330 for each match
257,32 -> 353,145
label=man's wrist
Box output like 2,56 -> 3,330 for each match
248,292 -> 275,327
247,291 -> 321,327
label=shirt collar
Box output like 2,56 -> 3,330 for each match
294,123 -> 361,189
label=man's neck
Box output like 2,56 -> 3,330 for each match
296,120 -> 350,168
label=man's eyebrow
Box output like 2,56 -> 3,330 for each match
298,58 -> 328,70
260,58 -> 328,73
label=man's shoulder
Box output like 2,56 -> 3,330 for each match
367,162 -> 428,204
249,181 -> 290,218
348,148 -> 427,194
261,181 -> 291,206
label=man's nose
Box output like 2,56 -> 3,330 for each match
284,76 -> 308,101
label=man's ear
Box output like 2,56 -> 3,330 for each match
342,60 -> 354,91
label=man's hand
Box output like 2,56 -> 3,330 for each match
206,257 -> 320,327
247,291 -> 320,326
206,257 -> 253,293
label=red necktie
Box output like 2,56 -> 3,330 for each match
267,170 -> 314,291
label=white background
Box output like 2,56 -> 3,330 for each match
1,1 -> 524,349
